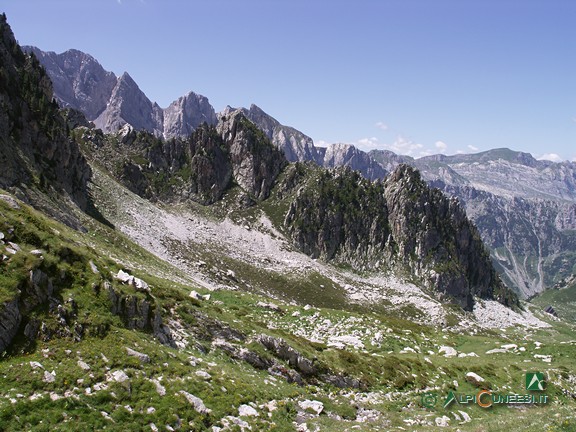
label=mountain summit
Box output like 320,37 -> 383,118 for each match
24,46 -> 218,139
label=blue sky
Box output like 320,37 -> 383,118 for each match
3,0 -> 576,161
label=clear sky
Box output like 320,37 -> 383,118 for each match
3,0 -> 576,161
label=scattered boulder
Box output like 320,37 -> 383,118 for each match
457,352 -> 479,358
116,269 -> 132,283
189,290 -> 210,301
151,378 -> 166,396
195,370 -> 211,381
544,305 -> 558,317
501,344 -> 518,351
298,400 -> 323,415
115,270 -> 150,292
534,354 -> 552,363
126,347 -> 150,363
43,370 -> 56,383
458,410 -> 472,423
356,408 -> 381,423
439,346 -> 458,357
256,301 -> 283,313
109,370 -> 129,383
465,372 -> 485,387
327,335 -> 365,350
238,404 -> 258,417
89,260 -> 99,274
134,277 -> 150,292
179,391 -> 211,414
30,361 -> 44,370
77,360 -> 91,371
220,416 -> 250,430
435,415 -> 450,427
486,348 -> 508,354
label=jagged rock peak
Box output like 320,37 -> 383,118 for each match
220,104 -> 319,163
94,72 -> 164,136
163,91 -> 217,139
217,111 -> 287,200
322,143 -> 387,181
23,45 -> 117,120
26,46 -> 216,139
283,163 -> 517,310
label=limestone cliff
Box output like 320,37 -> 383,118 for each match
284,164 -> 517,310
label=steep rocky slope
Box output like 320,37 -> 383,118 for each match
163,91 -> 218,139
77,111 -> 286,205
320,142 -> 387,181
0,16 -> 91,223
221,104 -> 319,163
282,164 -> 515,310
2,17 -> 575,431
371,149 -> 576,298
24,46 -> 117,120
25,46 -> 217,139
94,72 -> 164,136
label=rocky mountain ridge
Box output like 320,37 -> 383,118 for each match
3,17 -> 576,431
24,46 -> 217,140
379,149 -> 576,298
24,45 -> 575,299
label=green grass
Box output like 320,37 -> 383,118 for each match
1,190 -> 576,431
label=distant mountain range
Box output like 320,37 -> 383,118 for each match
25,45 -> 576,298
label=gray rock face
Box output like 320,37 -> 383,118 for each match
368,148 -> 576,298
283,164 -> 516,310
28,47 -> 217,139
106,283 -> 175,347
322,143 -> 387,181
221,105 -> 319,163
0,300 -> 22,354
218,111 -> 287,200
163,91 -> 217,139
0,18 -> 91,215
23,47 -> 117,120
94,72 -> 164,136
257,334 -> 317,376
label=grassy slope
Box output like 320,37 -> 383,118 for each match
0,192 -> 575,431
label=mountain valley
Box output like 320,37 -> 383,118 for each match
0,14 -> 575,431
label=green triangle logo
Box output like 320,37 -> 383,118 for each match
526,372 -> 546,391
444,391 -> 457,408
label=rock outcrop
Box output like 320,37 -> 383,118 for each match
163,91 -> 217,139
85,112 -> 285,204
284,164 -> 517,310
221,105 -> 319,163
218,111 -> 287,200
322,143 -> 387,181
0,300 -> 21,353
0,16 -> 92,215
94,72 -> 164,136
107,283 -> 175,347
23,46 -> 117,120
27,46 -> 217,139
